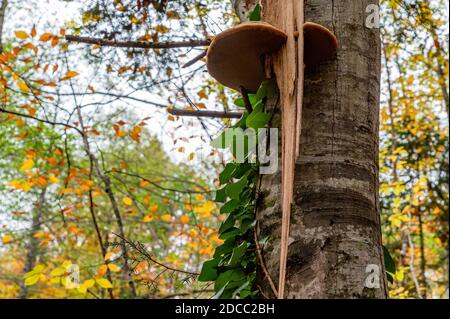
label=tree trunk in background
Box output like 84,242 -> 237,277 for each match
256,0 -> 387,298
19,189 -> 46,299
0,0 -> 8,53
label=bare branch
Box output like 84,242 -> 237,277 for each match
0,107 -> 84,136
168,108 -> 243,119
65,35 -> 211,50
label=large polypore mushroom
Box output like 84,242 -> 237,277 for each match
207,21 -> 337,93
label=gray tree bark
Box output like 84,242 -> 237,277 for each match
256,0 -> 387,298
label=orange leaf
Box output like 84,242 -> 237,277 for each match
60,71 -> 79,81
18,81 -> 30,93
15,31 -> 29,39
179,215 -> 190,224
97,265 -> 107,277
2,235 -> 12,244
39,33 -> 53,42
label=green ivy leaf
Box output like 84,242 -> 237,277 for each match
214,238 -> 235,258
246,111 -> 271,129
210,130 -> 232,149
220,163 -> 238,185
225,176 -> 248,199
383,245 -> 396,283
219,215 -> 236,234
215,269 -> 246,292
248,4 -> 261,21
198,258 -> 220,282
220,199 -> 241,214
383,245 -> 396,274
227,241 -> 249,266
256,80 -> 277,100
212,282 -> 229,299
234,95 -> 257,108
219,227 -> 241,240
215,187 -> 227,203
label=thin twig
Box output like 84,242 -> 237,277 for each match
0,107 -> 84,135
239,86 -> 253,113
112,233 -> 199,276
254,227 -> 278,298
182,51 -> 207,68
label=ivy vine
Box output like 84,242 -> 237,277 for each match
198,80 -> 277,299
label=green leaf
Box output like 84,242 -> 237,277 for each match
232,281 -> 251,299
219,215 -> 236,234
219,163 -> 238,185
246,111 -> 271,129
383,245 -> 396,284
220,199 -> 241,214
214,238 -> 235,258
227,241 -> 249,266
234,95 -> 257,108
215,269 -> 246,292
212,282 -> 229,299
215,187 -> 227,203
210,131 -> 231,149
383,245 -> 396,274
198,258 -> 220,282
225,176 -> 247,199
256,80 -> 277,100
219,227 -> 241,240
248,4 -> 261,21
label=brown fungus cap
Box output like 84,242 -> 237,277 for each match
303,22 -> 338,67
207,21 -> 338,92
207,22 -> 287,93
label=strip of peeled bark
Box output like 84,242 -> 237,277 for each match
256,0 -> 387,298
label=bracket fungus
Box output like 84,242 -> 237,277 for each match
206,21 -> 337,93
303,22 -> 338,67
207,22 -> 287,93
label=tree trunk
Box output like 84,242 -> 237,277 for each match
19,189 -> 46,299
256,0 -> 387,298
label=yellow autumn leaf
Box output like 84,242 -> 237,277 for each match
48,175 -> 59,184
84,279 -> 95,288
107,263 -> 120,272
15,30 -> 29,39
60,71 -> 79,81
96,278 -> 113,289
77,283 -> 88,295
18,81 -> 30,93
24,274 -> 40,286
2,235 -> 12,244
20,159 -> 34,171
50,267 -> 66,277
123,197 -> 133,206
143,213 -> 153,223
104,252 -> 114,261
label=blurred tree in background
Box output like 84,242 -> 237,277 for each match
0,0 -> 448,298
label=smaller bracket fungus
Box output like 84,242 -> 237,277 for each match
207,22 -> 288,93
207,21 -> 338,93
303,22 -> 338,67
